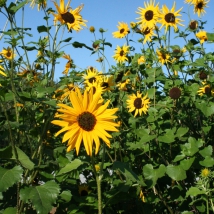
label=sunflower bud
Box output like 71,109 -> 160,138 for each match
99,28 -> 105,33
89,26 -> 95,33
189,20 -> 198,31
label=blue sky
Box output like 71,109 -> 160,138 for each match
1,0 -> 214,80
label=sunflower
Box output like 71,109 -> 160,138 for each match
141,27 -> 157,44
0,47 -> 16,60
0,65 -> 6,77
112,22 -> 130,38
138,55 -> 145,65
169,87 -> 182,99
188,20 -> 198,31
194,0 -> 209,17
52,0 -> 87,31
156,48 -> 171,65
62,54 -> 74,75
100,75 -> 115,92
113,45 -> 130,64
78,184 -> 89,196
197,83 -> 214,96
159,2 -> 184,33
30,0 -> 47,11
184,0 -> 197,4
60,83 -> 76,101
83,67 -> 103,85
51,88 -> 119,156
85,81 -> 104,95
196,30 -> 207,44
136,0 -> 160,30
116,70 -> 131,91
126,92 -> 150,117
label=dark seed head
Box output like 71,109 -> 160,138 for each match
145,10 -> 154,21
165,13 -> 175,23
134,98 -> 143,109
77,111 -> 96,131
199,71 -> 207,80
61,12 -> 75,24
169,87 -> 181,99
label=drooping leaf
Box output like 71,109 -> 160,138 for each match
186,187 -> 206,197
20,181 -> 60,214
37,25 -> 51,33
72,41 -> 93,51
166,165 -> 186,181
0,166 -> 23,192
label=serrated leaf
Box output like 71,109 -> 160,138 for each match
199,146 -> 213,157
199,156 -> 214,167
20,181 -> 60,214
0,166 -> 23,192
166,165 -> 186,181
186,187 -> 206,197
57,159 -> 83,176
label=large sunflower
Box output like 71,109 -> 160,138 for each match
113,45 -> 130,64
52,88 -> 119,156
52,0 -> 87,31
0,47 -> 16,60
136,0 -> 160,29
159,2 -> 184,33
194,0 -> 209,17
127,92 -> 150,117
112,22 -> 130,38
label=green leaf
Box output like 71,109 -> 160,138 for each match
0,146 -> 13,159
143,164 -> 166,187
0,166 -> 23,192
20,181 -> 60,214
199,146 -> 213,157
176,127 -> 189,138
195,102 -> 214,117
59,37 -> 72,43
37,25 -> 51,33
199,156 -> 214,167
180,157 -> 195,170
158,129 -> 175,143
2,207 -> 16,214
186,187 -> 206,197
166,165 -> 186,181
103,42 -> 112,47
19,45 -> 37,51
57,159 -> 83,176
173,154 -> 185,162
181,137 -> 199,156
113,161 -> 139,183
8,0 -> 27,14
207,33 -> 214,42
72,41 -> 93,51
59,190 -> 72,203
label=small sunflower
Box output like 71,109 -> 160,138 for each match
138,55 -> 146,65
51,88 -> 119,156
112,22 -> 130,38
201,168 -> 210,177
100,75 -> 115,92
113,45 -> 130,64
184,0 -> 197,4
116,70 -> 131,91
85,81 -> 104,95
52,0 -> 87,32
62,54 -> 74,75
194,0 -> 209,17
196,30 -> 207,44
169,87 -> 182,99
189,20 -> 198,31
127,92 -> 150,117
197,83 -> 214,96
141,27 -> 157,44
0,47 -> 16,60
156,48 -> 171,65
83,67 -> 103,85
78,184 -> 89,196
136,0 -> 160,29
30,0 -> 47,11
60,83 -> 76,101
0,65 -> 6,77
159,2 -> 184,33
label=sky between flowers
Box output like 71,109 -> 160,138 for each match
1,0 -> 214,80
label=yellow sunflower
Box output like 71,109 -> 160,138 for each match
159,2 -> 184,33
52,0 -> 87,32
197,83 -> 214,96
194,0 -> 209,17
138,55 -> 146,65
51,88 -> 119,156
184,0 -> 197,4
83,67 -> 103,85
113,45 -> 130,64
156,48 -> 171,65
100,75 -> 115,92
30,0 -> 47,11
0,47 -> 16,60
116,70 -> 130,91
62,54 -> 73,75
136,0 -> 160,29
85,81 -> 105,95
141,27 -> 157,44
112,22 -> 130,38
60,83 -> 76,101
127,92 -> 150,117
196,30 -> 207,44
0,65 -> 7,77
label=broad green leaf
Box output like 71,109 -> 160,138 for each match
2,207 -> 16,214
199,146 -> 213,158
195,102 -> 214,117
57,159 -> 83,176
173,154 -> 185,162
8,0 -> 27,13
20,181 -> 60,214
143,164 -> 166,187
186,187 -> 206,197
113,161 -> 139,183
59,190 -> 72,203
207,33 -> 214,42
72,41 -> 93,51
176,127 -> 189,138
181,138 -> 199,156
166,165 -> 186,181
180,157 -> 195,170
158,129 -> 175,143
0,166 -> 23,192
199,156 -> 214,167
37,25 -> 51,33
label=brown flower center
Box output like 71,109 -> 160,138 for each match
80,190 -> 88,196
61,12 -> 75,24
88,77 -> 96,83
145,10 -> 154,21
189,20 -> 198,30
143,27 -> 150,35
120,28 -> 125,34
196,3 -> 203,9
199,71 -> 207,80
101,82 -> 109,89
6,51 -> 11,57
165,13 -> 175,23
120,50 -> 124,56
77,111 -> 96,131
92,86 -> 96,94
134,98 -> 143,109
169,87 -> 181,99
115,71 -> 124,82
205,86 -> 211,95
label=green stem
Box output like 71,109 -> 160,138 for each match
96,175 -> 102,214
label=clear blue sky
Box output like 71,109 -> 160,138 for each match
1,0 -> 214,80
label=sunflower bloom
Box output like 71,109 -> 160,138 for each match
62,54 -> 73,75
85,81 -> 105,95
127,92 -> 150,117
52,88 -> 119,156
113,45 -> 130,64
0,65 -> 7,77
52,0 -> 87,31
0,47 -> 16,60
141,27 -> 157,44
30,0 -> 47,11
194,0 -> 209,17
156,48 -> 171,64
83,67 -> 103,85
196,30 -> 207,44
100,75 -> 115,92
112,22 -> 130,38
184,0 -> 197,4
197,83 -> 214,96
138,56 -> 146,65
159,2 -> 184,33
136,0 -> 160,30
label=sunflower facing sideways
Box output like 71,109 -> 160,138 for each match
52,88 -> 119,156
196,30 -> 207,44
159,2 -> 184,33
127,92 -> 150,117
141,27 -> 157,44
112,22 -> 130,38
113,45 -> 130,64
83,67 -> 103,86
0,47 -> 16,60
136,0 -> 160,30
52,0 -> 87,32
156,48 -> 171,65
194,0 -> 210,17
